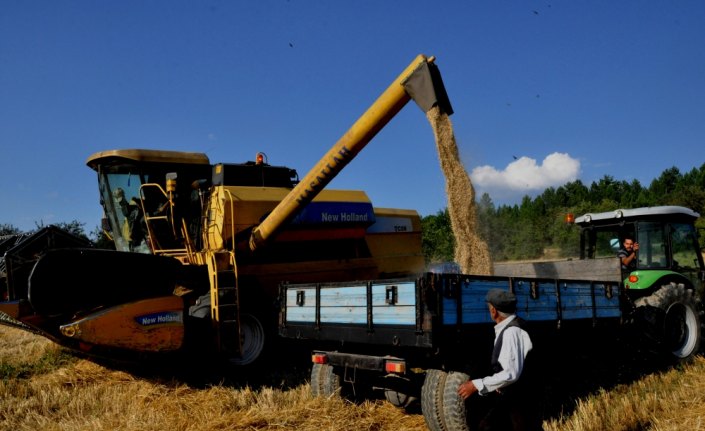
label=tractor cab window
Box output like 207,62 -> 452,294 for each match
670,223 -> 700,272
593,229 -> 622,258
583,224 -> 636,260
99,172 -> 151,254
636,222 -> 667,269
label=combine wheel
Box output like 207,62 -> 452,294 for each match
441,371 -> 471,431
421,369 -> 448,431
228,314 -> 266,366
634,283 -> 702,362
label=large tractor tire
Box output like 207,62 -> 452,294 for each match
442,371 -> 471,431
634,283 -> 702,362
421,369 -> 448,431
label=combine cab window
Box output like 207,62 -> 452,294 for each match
100,172 -> 151,253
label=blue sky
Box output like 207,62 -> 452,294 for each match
2,1 -> 704,233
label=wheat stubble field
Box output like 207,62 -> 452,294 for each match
3,325 -> 705,431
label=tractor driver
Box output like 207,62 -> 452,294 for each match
618,237 -> 639,271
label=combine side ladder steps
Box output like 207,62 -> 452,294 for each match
214,270 -> 242,357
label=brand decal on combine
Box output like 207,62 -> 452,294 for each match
366,216 -> 413,233
292,202 -> 376,226
135,311 -> 183,327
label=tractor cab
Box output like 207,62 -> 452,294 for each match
575,206 -> 705,294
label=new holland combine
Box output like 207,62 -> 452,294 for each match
0,54 -> 451,366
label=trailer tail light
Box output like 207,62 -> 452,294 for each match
385,360 -> 406,374
311,353 -> 328,364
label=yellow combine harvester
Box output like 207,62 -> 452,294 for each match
0,54 -> 452,366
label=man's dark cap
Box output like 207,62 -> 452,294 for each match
486,288 -> 517,313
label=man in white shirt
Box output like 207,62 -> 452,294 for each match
457,288 -> 540,430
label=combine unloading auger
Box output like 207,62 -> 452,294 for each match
249,54 -> 452,251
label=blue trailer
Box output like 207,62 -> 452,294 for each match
280,266 -> 622,349
278,206 -> 704,431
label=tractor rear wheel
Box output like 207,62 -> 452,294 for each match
634,283 -> 702,362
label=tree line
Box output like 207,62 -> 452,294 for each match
422,163 -> 705,264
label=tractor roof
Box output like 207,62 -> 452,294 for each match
575,206 -> 700,226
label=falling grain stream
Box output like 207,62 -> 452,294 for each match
426,106 -> 492,275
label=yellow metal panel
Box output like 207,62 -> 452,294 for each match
372,207 -> 423,231
59,296 -> 185,352
206,185 -> 372,250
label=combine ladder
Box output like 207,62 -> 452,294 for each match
207,251 -> 242,358
203,188 -> 243,360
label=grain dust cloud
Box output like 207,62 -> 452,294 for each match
426,106 -> 492,275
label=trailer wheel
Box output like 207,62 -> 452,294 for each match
634,283 -> 702,362
385,388 -> 417,409
381,374 -> 418,409
310,363 -> 342,397
442,371 -> 471,431
421,369 -> 448,431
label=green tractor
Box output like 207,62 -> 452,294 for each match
576,205 -> 705,360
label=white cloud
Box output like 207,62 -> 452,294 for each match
470,152 -> 581,192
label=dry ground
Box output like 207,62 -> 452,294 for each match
3,325 -> 705,431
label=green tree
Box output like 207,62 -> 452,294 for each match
420,209 -> 454,265
34,220 -> 89,242
649,167 -> 682,203
91,225 -> 116,250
